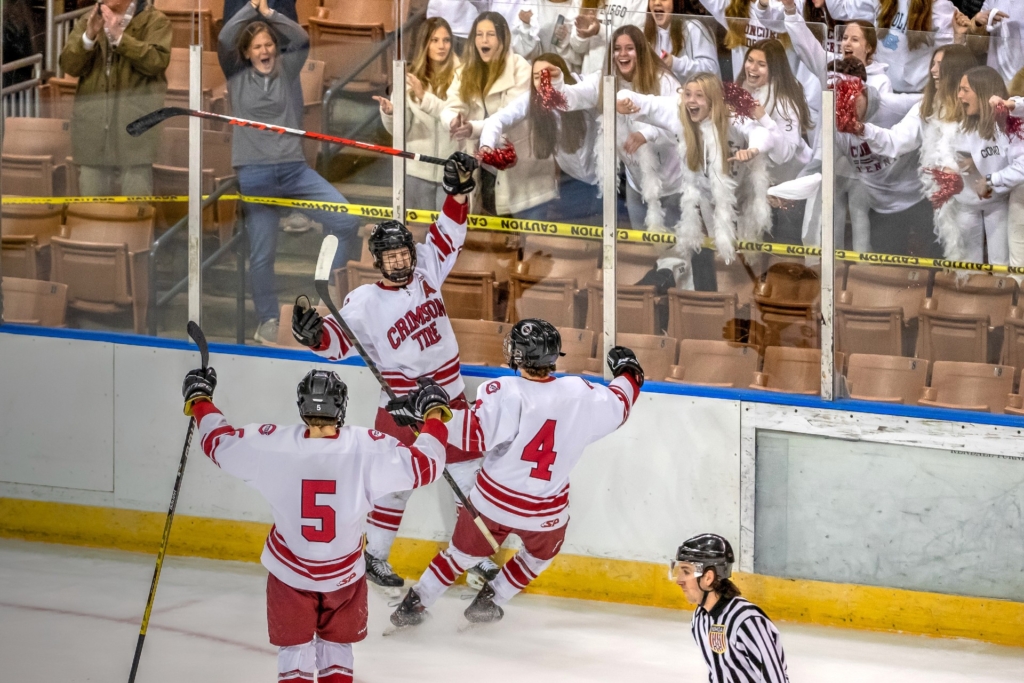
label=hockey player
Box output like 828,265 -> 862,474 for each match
672,534 -> 789,683
389,319 -> 645,627
182,366 -> 452,683
290,150 -> 496,588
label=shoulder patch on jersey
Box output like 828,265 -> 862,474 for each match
258,424 -> 277,436
709,624 -> 727,655
485,381 -> 501,395
368,429 -> 386,441
422,280 -> 437,297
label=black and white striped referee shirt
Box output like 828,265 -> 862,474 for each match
691,596 -> 788,683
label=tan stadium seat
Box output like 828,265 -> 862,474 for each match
265,303 -> 331,348
915,307 -> 989,366
752,261 -> 820,349
845,354 -> 928,405
309,0 -> 402,91
300,59 -> 327,166
508,274 -> 577,328
454,231 -> 520,285
666,289 -> 738,342
1000,311 -> 1024,389
750,347 -> 842,395
295,0 -> 321,28
163,48 -> 225,122
1,277 -> 68,326
1,203 -> 64,280
153,128 -> 237,240
520,234 -> 600,285
918,361 -> 1013,413
556,327 -> 594,374
836,300 -> 904,358
450,318 -> 511,367
667,340 -> 759,388
921,272 -> 1018,364
716,255 -> 758,310
615,242 -> 666,286
442,270 -> 497,321
50,203 -> 155,333
2,117 -> 72,196
154,0 -> 214,49
43,76 -> 77,119
840,265 -> 929,356
585,283 -> 659,336
584,333 -> 676,381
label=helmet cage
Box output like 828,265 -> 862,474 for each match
369,221 -> 417,284
296,370 -> 349,427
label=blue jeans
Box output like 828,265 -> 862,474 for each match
238,162 -> 361,323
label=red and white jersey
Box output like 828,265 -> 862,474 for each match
192,401 -> 447,592
445,374 -> 639,531
315,195 -> 468,406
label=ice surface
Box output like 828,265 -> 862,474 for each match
1,539 -> 1021,682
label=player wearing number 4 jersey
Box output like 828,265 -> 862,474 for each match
291,151 -> 495,588
181,365 -> 452,683
389,319 -> 645,627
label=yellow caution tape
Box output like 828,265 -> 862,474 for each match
7,194 -> 1023,274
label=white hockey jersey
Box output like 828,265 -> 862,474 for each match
314,195 -> 468,405
193,401 -> 447,592
444,373 -> 639,531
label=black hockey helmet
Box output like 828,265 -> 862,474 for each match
674,533 -> 734,580
296,369 -> 349,426
368,219 -> 417,284
503,318 -> 563,371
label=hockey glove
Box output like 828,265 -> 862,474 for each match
607,346 -> 645,388
182,367 -> 217,416
291,295 -> 324,348
411,377 -> 453,422
385,394 -> 420,428
442,151 -> 478,196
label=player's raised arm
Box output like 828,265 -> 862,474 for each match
182,368 -> 259,481
290,295 -> 376,363
596,346 -> 644,430
417,152 -> 476,285
368,379 -> 452,500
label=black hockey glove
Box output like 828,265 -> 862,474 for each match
291,295 -> 324,348
411,377 -> 453,422
607,346 -> 644,388
442,151 -> 478,196
182,367 -> 217,416
385,394 -> 420,428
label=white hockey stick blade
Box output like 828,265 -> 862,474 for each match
315,235 -> 339,282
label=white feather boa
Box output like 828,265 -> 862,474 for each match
635,142 -> 666,231
919,118 -> 966,261
737,152 -> 772,244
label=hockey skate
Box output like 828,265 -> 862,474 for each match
463,583 -> 504,624
364,550 -> 405,588
387,587 -> 427,632
465,558 -> 500,590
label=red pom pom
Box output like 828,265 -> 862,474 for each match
477,139 -> 518,171
833,75 -> 865,134
925,167 -> 964,209
537,69 -> 568,111
724,81 -> 757,121
995,102 -> 1024,141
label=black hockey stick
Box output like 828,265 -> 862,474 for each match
313,237 -> 501,554
126,107 -> 448,166
127,321 -> 209,683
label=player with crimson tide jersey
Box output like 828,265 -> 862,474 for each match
290,151 -> 492,589
388,319 -> 645,627
181,366 -> 452,683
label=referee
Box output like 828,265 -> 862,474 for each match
671,534 -> 789,683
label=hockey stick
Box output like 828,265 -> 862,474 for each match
127,321 -> 209,683
313,236 -> 501,554
126,107 -> 448,166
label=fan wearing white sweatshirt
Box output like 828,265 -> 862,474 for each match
504,0 -> 582,69
988,95 -> 1024,272
569,0 -> 649,75
968,1 -> 1024,84
644,0 -> 720,82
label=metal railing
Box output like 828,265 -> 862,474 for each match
148,178 -> 248,344
47,6 -> 92,76
1,55 -> 44,118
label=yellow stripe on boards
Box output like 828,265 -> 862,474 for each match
2,498 -> 1022,646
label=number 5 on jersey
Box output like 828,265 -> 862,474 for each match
522,419 -> 558,481
301,479 -> 337,542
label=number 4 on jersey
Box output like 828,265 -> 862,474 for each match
521,419 -> 558,481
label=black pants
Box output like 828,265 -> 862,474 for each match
869,198 -> 942,258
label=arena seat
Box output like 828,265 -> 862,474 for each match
450,318 -> 511,366
752,261 -> 820,349
295,0 -> 321,28
715,255 -> 758,310
666,340 -> 759,388
584,284 -> 659,335
924,272 -> 1018,363
154,0 -> 214,49
1,117 -> 72,196
520,234 -> 600,284
556,327 -> 595,374
43,75 -> 77,119
750,347 -> 840,395
49,203 -> 155,333
1,277 -> 68,327
1,203 -> 64,280
583,333 -> 675,381
454,231 -> 520,285
164,49 -> 225,123
918,361 -> 1013,413
836,299 -> 904,357
442,270 -> 497,321
915,307 -> 989,366
1000,310 -> 1024,390
666,289 -> 738,342
152,128 -> 237,239
845,354 -> 928,405
840,264 -> 929,355
508,274 -> 577,328
300,59 -> 327,166
309,0 -> 400,91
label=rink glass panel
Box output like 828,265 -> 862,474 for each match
753,429 -> 1024,602
832,29 -> 1023,415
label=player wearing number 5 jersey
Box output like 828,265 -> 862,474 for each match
182,366 -> 451,683
389,319 -> 645,627
291,151 -> 490,588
